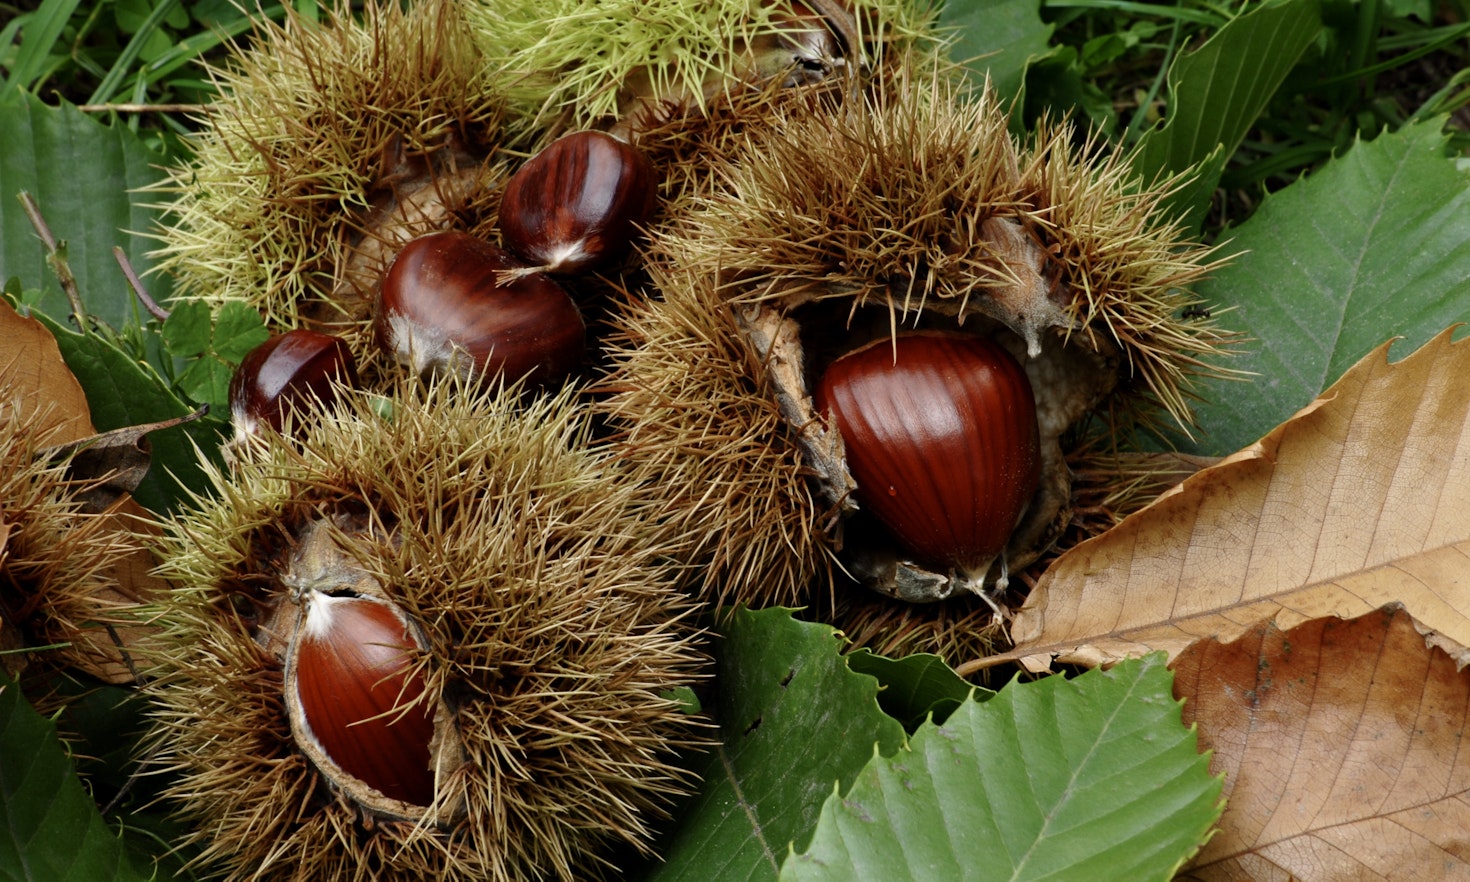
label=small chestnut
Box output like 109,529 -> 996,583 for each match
498,130 -> 657,275
287,592 -> 436,808
374,231 -> 585,388
814,332 -> 1041,584
229,329 -> 358,441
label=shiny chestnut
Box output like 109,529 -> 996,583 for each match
374,231 -> 585,388
287,592 -> 436,808
498,130 -> 657,275
814,332 -> 1041,582
229,329 -> 358,440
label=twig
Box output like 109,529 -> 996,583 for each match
113,247 -> 170,322
17,191 -> 87,329
76,103 -> 207,115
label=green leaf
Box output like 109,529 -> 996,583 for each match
780,655 -> 1223,882
647,608 -> 906,881
0,675 -> 149,882
1,0 -> 84,92
160,298 -> 212,357
1131,0 -> 1322,225
939,0 -> 1055,107
175,355 -> 232,408
163,300 -> 267,410
211,301 -> 270,362
0,92 -> 175,331
1185,120 -> 1470,455
844,650 -> 982,730
23,307 -> 228,514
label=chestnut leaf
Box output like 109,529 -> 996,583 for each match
1174,606 -> 1470,880
844,649 -> 983,732
0,674 -> 150,882
781,654 -> 1222,882
644,608 -> 906,882
1129,0 -> 1322,229
1185,120 -> 1470,455
940,0 -> 1053,109
0,92 -> 174,331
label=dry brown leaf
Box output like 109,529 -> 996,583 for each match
1,299 -> 166,682
986,328 -> 1470,673
0,299 -> 94,443
1173,606 -> 1470,882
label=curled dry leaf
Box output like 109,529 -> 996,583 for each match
41,410 -> 208,513
977,328 -> 1470,674
1173,606 -> 1470,882
0,300 -> 95,443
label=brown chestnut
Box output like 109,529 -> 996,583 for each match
814,332 -> 1041,584
287,592 -> 436,808
374,231 -> 585,388
229,329 -> 358,441
498,130 -> 657,275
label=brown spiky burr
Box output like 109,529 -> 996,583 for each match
0,400 -> 161,686
147,0 -> 512,375
598,57 -> 1234,622
141,380 -> 708,882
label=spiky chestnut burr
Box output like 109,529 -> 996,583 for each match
467,0 -> 933,130
374,232 -> 585,388
147,0 -> 510,365
498,131 -> 658,276
0,406 -> 159,684
598,62 -> 1233,615
142,381 -> 706,882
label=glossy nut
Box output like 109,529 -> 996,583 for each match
498,130 -> 657,275
287,593 -> 436,807
374,231 -> 585,388
229,329 -> 358,440
814,332 -> 1041,579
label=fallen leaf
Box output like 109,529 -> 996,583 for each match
1173,606 -> 1470,882
0,299 -> 94,444
41,410 -> 208,513
984,328 -> 1470,672
1,299 -> 167,683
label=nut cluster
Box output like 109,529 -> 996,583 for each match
144,384 -> 706,882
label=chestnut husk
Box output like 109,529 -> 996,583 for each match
597,56 -> 1231,618
141,382 -> 708,882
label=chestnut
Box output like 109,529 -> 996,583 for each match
374,231 -> 585,388
229,329 -> 358,441
498,130 -> 657,275
286,592 -> 436,808
814,332 -> 1041,586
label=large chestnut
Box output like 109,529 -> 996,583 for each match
286,592 -> 436,808
374,231 -> 585,388
814,332 -> 1041,585
498,130 -> 657,275
229,329 -> 358,441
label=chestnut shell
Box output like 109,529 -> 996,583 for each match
290,593 -> 436,808
229,329 -> 358,438
374,231 -> 586,388
815,332 -> 1042,582
498,130 -> 657,275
